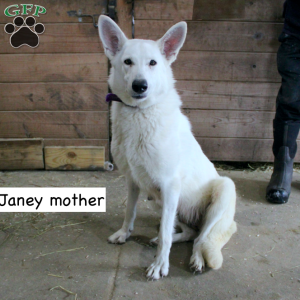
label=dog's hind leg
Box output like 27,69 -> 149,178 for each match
190,177 -> 236,272
173,221 -> 198,243
150,219 -> 198,245
108,175 -> 140,244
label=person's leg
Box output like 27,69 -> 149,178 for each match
266,34 -> 300,204
266,120 -> 299,203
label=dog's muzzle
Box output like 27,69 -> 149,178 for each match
132,79 -> 148,97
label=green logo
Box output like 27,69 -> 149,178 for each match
4,4 -> 46,48
4,4 -> 46,17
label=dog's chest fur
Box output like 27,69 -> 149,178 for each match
111,101 -> 179,189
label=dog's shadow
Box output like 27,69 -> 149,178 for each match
128,234 -> 211,281
169,242 -> 212,277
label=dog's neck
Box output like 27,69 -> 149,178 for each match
106,93 -> 138,108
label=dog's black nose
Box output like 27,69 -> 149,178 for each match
132,79 -> 148,94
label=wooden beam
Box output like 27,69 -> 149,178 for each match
0,54 -> 108,83
196,137 -> 300,162
116,0 -> 133,38
44,139 -> 109,160
0,24 -> 102,54
0,138 -> 44,170
198,137 -> 272,161
135,0 -> 194,21
134,0 -> 284,22
135,20 -> 281,53
186,110 -> 274,139
172,52 -> 279,82
0,111 -> 109,139
176,81 -> 279,111
45,146 -> 105,170
193,0 -> 284,21
0,83 -> 108,111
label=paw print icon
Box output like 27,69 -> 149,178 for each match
4,16 -> 45,48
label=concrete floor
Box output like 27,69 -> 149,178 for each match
0,169 -> 300,300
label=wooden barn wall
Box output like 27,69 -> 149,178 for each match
133,0 -> 299,162
0,1 -> 109,163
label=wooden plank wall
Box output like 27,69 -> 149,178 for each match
0,1 -> 109,162
133,0 -> 299,162
0,139 -> 44,170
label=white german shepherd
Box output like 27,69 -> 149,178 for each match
98,15 -> 237,280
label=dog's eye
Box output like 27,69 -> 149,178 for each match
124,59 -> 132,65
150,60 -> 157,66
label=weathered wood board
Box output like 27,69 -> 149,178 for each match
193,0 -> 285,21
134,0 -> 285,22
0,24 -> 102,54
0,54 -> 107,83
176,81 -> 279,111
135,0 -> 194,21
44,139 -> 109,160
0,112 -> 108,139
135,21 -> 281,52
45,146 -> 105,170
173,52 -> 279,82
198,137 -> 300,163
0,138 -> 44,170
185,110 -> 274,139
117,0 -> 133,38
0,83 -> 108,111
43,139 -> 108,147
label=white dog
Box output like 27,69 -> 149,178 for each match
98,15 -> 237,280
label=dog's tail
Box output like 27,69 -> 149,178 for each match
194,176 -> 237,269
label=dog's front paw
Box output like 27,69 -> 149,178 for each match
190,252 -> 205,273
108,229 -> 130,244
146,257 -> 169,280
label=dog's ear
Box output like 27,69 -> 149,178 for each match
98,15 -> 128,60
157,21 -> 187,64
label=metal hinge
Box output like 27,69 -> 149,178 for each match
67,9 -> 102,28
67,1 -> 117,28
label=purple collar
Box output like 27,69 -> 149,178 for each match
106,93 -> 137,108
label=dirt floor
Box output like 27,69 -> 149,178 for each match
0,169 -> 300,300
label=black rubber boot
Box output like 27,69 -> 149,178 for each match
266,120 -> 300,204
266,146 -> 294,204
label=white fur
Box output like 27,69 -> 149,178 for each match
98,15 -> 237,280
